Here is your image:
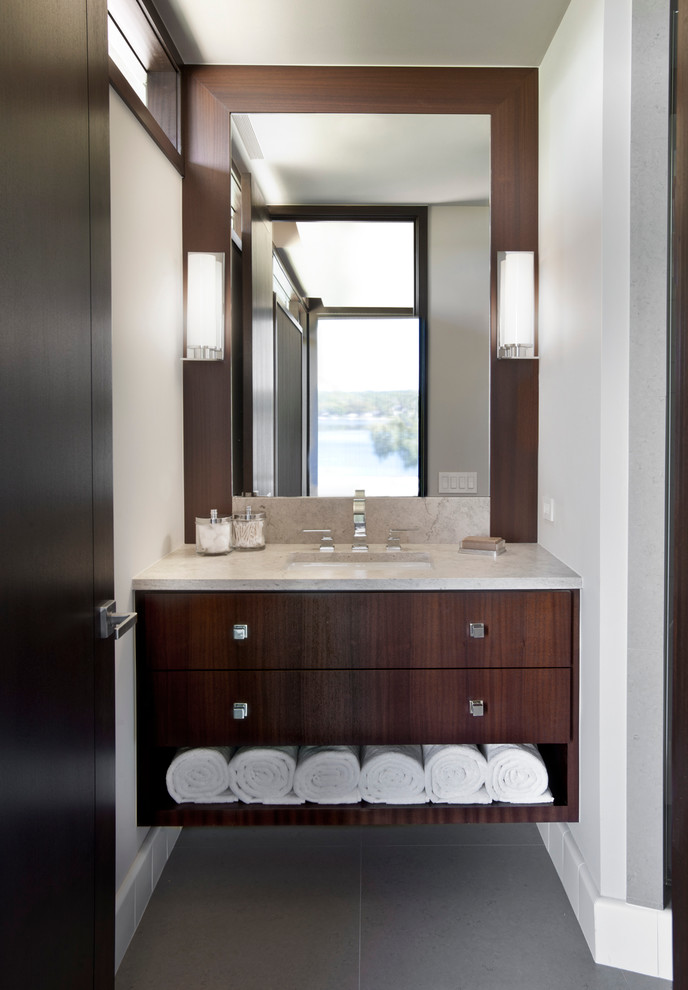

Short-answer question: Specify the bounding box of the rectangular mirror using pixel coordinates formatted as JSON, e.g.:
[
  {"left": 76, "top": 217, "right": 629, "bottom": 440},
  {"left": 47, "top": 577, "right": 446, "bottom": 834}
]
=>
[{"left": 230, "top": 112, "right": 491, "bottom": 498}]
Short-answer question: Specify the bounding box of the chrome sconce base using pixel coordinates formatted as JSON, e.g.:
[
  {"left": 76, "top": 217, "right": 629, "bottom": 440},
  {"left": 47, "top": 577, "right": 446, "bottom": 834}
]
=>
[{"left": 498, "top": 344, "right": 537, "bottom": 359}]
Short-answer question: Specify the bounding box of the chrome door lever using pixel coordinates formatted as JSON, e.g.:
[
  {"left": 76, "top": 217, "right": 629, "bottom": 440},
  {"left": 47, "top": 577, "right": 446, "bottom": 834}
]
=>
[{"left": 96, "top": 600, "right": 137, "bottom": 640}]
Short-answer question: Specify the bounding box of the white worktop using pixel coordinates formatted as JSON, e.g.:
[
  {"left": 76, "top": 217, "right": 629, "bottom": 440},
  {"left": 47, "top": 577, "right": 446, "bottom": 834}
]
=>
[{"left": 132, "top": 543, "right": 582, "bottom": 592}]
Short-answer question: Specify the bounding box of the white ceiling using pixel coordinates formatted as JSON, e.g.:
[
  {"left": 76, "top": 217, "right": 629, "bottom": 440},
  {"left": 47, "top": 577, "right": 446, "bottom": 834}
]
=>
[{"left": 153, "top": 0, "right": 571, "bottom": 68}]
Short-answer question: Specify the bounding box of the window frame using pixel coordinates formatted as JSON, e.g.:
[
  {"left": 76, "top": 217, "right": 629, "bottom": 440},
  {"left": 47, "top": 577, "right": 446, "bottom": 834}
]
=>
[
  {"left": 308, "top": 309, "right": 422, "bottom": 497},
  {"left": 269, "top": 204, "right": 428, "bottom": 494},
  {"left": 107, "top": 0, "right": 184, "bottom": 174}
]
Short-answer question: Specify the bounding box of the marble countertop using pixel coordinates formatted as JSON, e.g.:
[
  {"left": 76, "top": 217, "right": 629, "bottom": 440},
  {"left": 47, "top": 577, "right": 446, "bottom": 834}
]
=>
[{"left": 132, "top": 543, "right": 582, "bottom": 591}]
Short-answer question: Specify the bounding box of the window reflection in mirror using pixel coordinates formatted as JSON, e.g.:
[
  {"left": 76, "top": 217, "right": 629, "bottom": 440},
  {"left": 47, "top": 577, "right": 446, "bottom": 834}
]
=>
[{"left": 312, "top": 317, "right": 420, "bottom": 496}]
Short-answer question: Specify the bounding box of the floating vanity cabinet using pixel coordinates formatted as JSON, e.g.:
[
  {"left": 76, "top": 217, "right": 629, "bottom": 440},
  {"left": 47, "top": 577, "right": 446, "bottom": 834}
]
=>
[{"left": 134, "top": 582, "right": 580, "bottom": 826}]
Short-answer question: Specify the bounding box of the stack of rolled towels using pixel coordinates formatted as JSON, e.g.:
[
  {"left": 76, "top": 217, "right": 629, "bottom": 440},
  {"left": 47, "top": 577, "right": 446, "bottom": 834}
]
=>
[{"left": 165, "top": 741, "right": 553, "bottom": 805}]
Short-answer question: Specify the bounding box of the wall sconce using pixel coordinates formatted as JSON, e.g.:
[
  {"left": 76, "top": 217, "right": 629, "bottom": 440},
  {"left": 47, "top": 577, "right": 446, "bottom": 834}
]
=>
[
  {"left": 497, "top": 251, "right": 535, "bottom": 358},
  {"left": 186, "top": 252, "right": 225, "bottom": 359}
]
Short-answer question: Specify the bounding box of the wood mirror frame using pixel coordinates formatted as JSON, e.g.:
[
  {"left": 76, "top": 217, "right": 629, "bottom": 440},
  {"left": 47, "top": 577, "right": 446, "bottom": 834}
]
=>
[{"left": 181, "top": 66, "right": 538, "bottom": 544}]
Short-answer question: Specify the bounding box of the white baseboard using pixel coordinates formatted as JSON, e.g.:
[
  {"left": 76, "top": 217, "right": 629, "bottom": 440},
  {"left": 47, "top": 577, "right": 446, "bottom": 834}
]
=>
[
  {"left": 115, "top": 825, "right": 182, "bottom": 972},
  {"left": 538, "top": 823, "right": 672, "bottom": 980}
]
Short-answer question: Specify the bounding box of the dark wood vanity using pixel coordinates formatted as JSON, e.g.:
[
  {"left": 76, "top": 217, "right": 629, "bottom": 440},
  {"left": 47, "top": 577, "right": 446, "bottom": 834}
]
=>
[{"left": 134, "top": 556, "right": 579, "bottom": 826}]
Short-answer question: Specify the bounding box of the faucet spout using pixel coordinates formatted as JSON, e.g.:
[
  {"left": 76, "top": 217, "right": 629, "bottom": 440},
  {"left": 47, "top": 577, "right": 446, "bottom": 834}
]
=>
[{"left": 352, "top": 489, "right": 368, "bottom": 551}]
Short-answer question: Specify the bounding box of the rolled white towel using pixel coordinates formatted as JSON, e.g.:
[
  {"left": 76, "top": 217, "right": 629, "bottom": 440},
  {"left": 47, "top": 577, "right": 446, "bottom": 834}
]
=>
[
  {"left": 228, "top": 745, "right": 304, "bottom": 804},
  {"left": 360, "top": 744, "right": 427, "bottom": 804},
  {"left": 166, "top": 747, "right": 238, "bottom": 804},
  {"left": 423, "top": 744, "right": 491, "bottom": 804},
  {"left": 293, "top": 745, "right": 361, "bottom": 804},
  {"left": 482, "top": 743, "right": 554, "bottom": 804}
]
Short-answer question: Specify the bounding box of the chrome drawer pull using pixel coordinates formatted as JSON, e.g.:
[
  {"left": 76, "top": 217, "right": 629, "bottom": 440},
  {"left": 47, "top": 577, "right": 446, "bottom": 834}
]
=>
[
  {"left": 233, "top": 624, "right": 249, "bottom": 640},
  {"left": 469, "top": 699, "right": 485, "bottom": 717},
  {"left": 469, "top": 622, "right": 485, "bottom": 639},
  {"left": 233, "top": 702, "right": 248, "bottom": 719}
]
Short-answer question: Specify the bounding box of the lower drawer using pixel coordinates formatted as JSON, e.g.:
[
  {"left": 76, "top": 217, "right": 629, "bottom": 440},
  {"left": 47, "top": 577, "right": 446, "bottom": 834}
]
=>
[{"left": 149, "top": 668, "right": 571, "bottom": 746}]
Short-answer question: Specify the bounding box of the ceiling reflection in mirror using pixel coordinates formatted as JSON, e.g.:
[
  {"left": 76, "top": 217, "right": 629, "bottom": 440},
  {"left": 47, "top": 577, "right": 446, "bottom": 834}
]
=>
[{"left": 234, "top": 113, "right": 491, "bottom": 206}]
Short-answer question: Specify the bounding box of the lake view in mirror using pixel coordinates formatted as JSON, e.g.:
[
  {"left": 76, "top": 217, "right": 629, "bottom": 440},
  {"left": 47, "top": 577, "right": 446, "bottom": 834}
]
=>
[
  {"left": 314, "top": 316, "right": 420, "bottom": 496},
  {"left": 230, "top": 113, "right": 491, "bottom": 499}
]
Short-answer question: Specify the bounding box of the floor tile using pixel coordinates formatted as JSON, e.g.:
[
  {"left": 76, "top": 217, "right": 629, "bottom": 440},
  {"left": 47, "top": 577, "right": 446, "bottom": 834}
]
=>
[
  {"left": 360, "top": 843, "right": 630, "bottom": 990},
  {"left": 177, "top": 824, "right": 365, "bottom": 850},
  {"left": 115, "top": 830, "right": 360, "bottom": 990},
  {"left": 623, "top": 971, "right": 673, "bottom": 989},
  {"left": 116, "top": 827, "right": 673, "bottom": 990},
  {"left": 361, "top": 822, "right": 543, "bottom": 847}
]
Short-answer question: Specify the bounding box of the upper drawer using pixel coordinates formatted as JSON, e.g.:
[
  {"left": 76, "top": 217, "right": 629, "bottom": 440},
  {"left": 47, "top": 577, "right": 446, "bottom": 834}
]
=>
[{"left": 137, "top": 590, "right": 574, "bottom": 670}]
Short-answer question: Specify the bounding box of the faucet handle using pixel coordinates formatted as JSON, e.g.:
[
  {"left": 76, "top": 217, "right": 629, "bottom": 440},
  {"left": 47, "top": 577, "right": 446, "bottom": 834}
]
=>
[
  {"left": 352, "top": 490, "right": 368, "bottom": 550},
  {"left": 303, "top": 529, "right": 335, "bottom": 552},
  {"left": 385, "top": 528, "right": 416, "bottom": 551},
  {"left": 353, "top": 490, "right": 366, "bottom": 524}
]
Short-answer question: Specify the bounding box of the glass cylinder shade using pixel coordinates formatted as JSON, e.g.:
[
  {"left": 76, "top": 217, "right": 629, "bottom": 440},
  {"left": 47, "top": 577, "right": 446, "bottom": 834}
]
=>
[
  {"left": 497, "top": 251, "right": 535, "bottom": 358},
  {"left": 186, "top": 252, "right": 225, "bottom": 359}
]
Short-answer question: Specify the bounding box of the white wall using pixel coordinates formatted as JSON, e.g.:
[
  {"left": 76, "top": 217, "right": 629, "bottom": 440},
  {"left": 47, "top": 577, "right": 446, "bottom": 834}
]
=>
[
  {"left": 109, "top": 90, "right": 185, "bottom": 963},
  {"left": 538, "top": 0, "right": 671, "bottom": 976},
  {"left": 540, "top": 0, "right": 631, "bottom": 902},
  {"left": 427, "top": 205, "right": 490, "bottom": 496}
]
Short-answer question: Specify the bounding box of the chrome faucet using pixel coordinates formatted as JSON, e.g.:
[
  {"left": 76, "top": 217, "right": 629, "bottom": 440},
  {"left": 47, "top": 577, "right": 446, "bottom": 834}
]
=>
[{"left": 352, "top": 489, "right": 368, "bottom": 551}]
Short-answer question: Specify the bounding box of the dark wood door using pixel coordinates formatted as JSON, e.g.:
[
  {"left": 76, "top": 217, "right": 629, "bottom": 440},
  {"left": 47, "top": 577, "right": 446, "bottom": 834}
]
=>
[{"left": 0, "top": 0, "right": 115, "bottom": 986}]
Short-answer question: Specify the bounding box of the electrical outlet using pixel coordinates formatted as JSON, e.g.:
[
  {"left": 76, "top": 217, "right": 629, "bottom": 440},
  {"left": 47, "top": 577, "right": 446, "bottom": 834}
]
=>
[{"left": 439, "top": 472, "right": 478, "bottom": 494}]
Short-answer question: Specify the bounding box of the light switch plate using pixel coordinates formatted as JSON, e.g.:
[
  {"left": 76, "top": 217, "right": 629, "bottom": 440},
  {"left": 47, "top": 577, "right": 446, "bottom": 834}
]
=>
[
  {"left": 439, "top": 471, "right": 477, "bottom": 494},
  {"left": 542, "top": 496, "right": 555, "bottom": 522}
]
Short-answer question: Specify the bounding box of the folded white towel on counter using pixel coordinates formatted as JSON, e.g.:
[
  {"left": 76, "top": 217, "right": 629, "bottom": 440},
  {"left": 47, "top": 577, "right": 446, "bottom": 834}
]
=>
[
  {"left": 166, "top": 747, "right": 238, "bottom": 804},
  {"left": 359, "top": 744, "right": 427, "bottom": 804},
  {"left": 481, "top": 743, "right": 554, "bottom": 804},
  {"left": 228, "top": 745, "right": 304, "bottom": 804},
  {"left": 293, "top": 745, "right": 361, "bottom": 804},
  {"left": 422, "top": 744, "right": 491, "bottom": 804}
]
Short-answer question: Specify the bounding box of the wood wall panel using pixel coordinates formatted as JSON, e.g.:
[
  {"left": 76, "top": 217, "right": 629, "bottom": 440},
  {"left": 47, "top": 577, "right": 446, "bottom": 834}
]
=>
[
  {"left": 183, "top": 360, "right": 233, "bottom": 537},
  {"left": 182, "top": 65, "right": 539, "bottom": 541},
  {"left": 182, "top": 70, "right": 234, "bottom": 540},
  {"left": 490, "top": 358, "right": 539, "bottom": 542},
  {"left": 189, "top": 65, "right": 536, "bottom": 114}
]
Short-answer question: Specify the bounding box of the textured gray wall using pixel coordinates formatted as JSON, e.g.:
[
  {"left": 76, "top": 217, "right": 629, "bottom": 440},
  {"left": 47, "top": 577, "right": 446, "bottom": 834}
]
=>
[{"left": 626, "top": 0, "right": 671, "bottom": 909}]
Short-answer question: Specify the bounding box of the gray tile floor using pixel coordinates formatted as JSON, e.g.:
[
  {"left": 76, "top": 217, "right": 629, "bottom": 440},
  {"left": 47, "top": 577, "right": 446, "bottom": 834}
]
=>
[{"left": 116, "top": 824, "right": 672, "bottom": 990}]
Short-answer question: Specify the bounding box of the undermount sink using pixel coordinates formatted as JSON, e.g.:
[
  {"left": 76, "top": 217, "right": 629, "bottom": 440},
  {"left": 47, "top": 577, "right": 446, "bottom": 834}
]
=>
[{"left": 286, "top": 550, "right": 433, "bottom": 571}]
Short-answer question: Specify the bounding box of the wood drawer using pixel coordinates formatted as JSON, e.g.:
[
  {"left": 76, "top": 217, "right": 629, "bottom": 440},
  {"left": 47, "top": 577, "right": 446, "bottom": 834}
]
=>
[
  {"left": 138, "top": 590, "right": 573, "bottom": 670},
  {"left": 149, "top": 668, "right": 571, "bottom": 746}
]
